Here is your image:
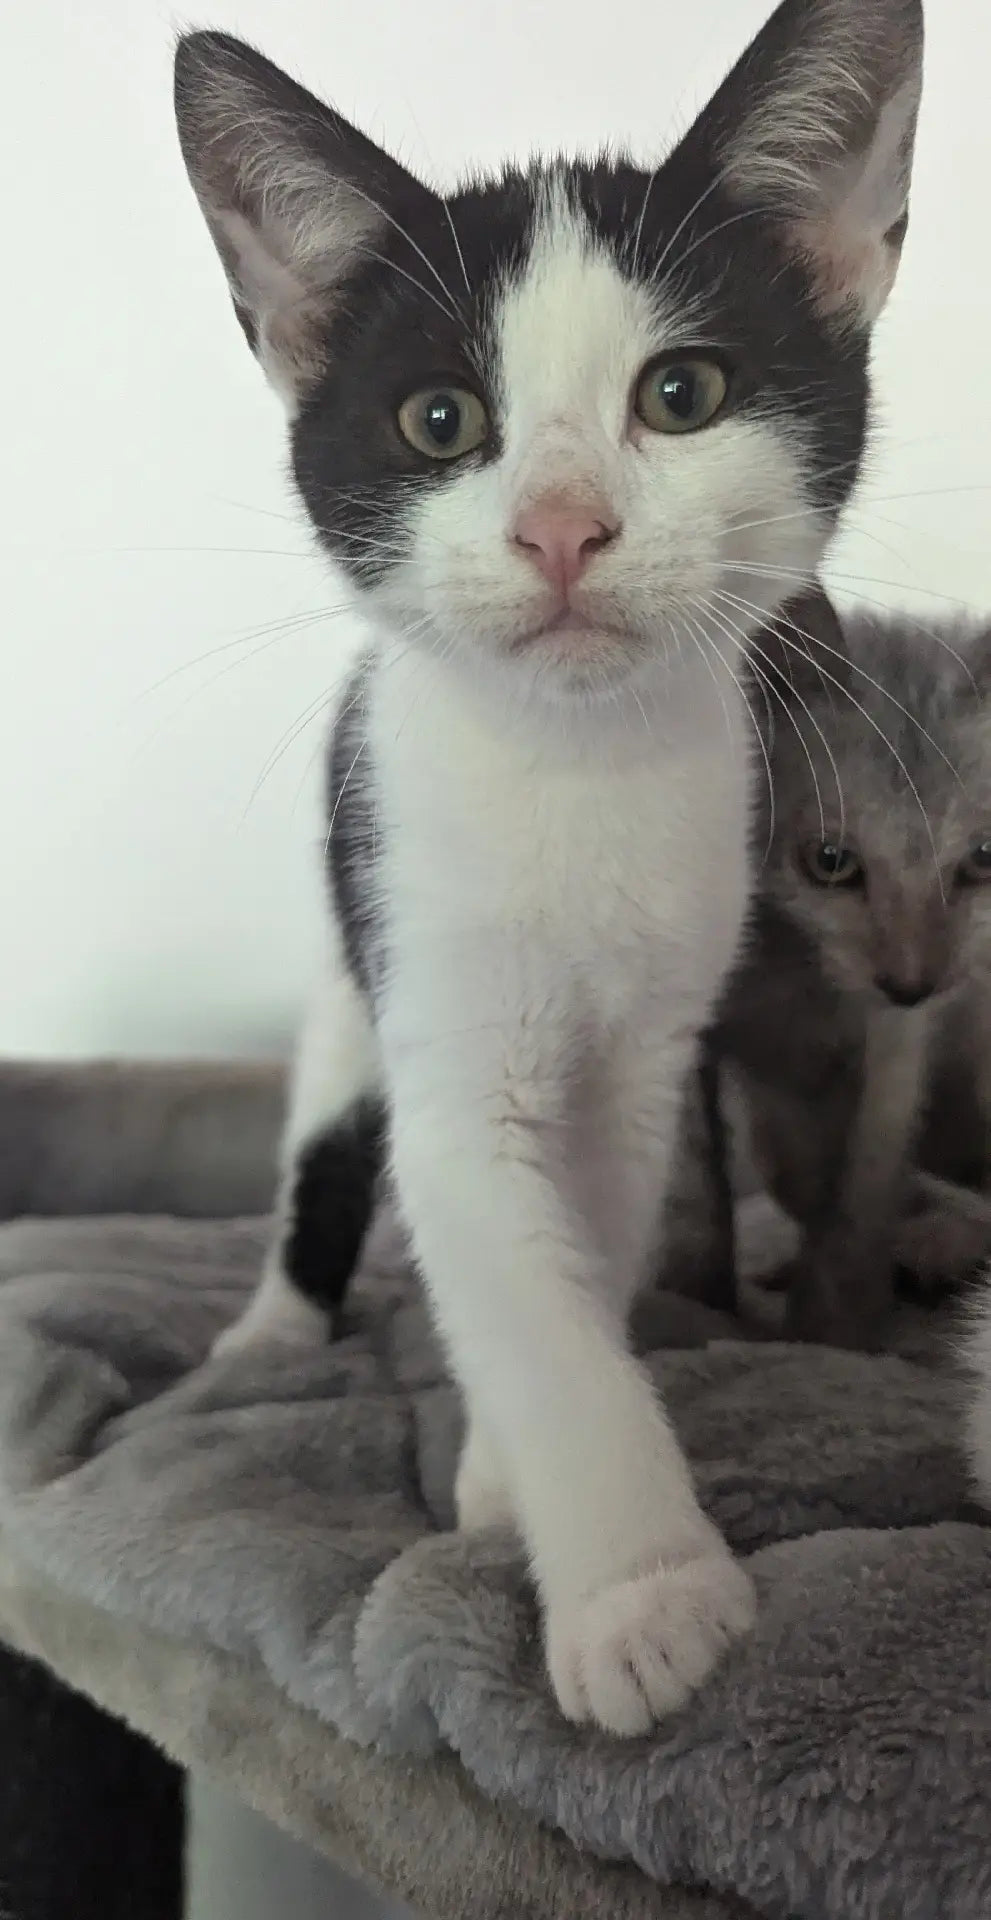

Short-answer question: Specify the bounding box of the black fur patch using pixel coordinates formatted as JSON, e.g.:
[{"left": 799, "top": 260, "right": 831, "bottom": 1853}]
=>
[
  {"left": 283, "top": 1101, "right": 386, "bottom": 1323},
  {"left": 325, "top": 657, "right": 380, "bottom": 1002}
]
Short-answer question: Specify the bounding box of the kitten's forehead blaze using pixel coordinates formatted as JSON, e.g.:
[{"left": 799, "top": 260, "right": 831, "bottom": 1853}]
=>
[{"left": 492, "top": 184, "right": 661, "bottom": 492}]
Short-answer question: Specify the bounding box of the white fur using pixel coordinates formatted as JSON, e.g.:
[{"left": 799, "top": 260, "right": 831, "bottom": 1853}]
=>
[{"left": 224, "top": 189, "right": 836, "bottom": 1731}]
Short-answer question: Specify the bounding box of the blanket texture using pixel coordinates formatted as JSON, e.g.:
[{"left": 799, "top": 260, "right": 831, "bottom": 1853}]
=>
[{"left": 0, "top": 1182, "right": 988, "bottom": 1920}]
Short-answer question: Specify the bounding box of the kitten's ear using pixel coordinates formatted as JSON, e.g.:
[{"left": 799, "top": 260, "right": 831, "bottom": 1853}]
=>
[
  {"left": 754, "top": 586, "right": 849, "bottom": 708},
  {"left": 689, "top": 0, "right": 923, "bottom": 326},
  {"left": 174, "top": 33, "right": 429, "bottom": 404}
]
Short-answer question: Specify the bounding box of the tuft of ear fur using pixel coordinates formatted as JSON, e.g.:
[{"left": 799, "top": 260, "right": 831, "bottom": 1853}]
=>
[
  {"left": 174, "top": 32, "right": 427, "bottom": 404},
  {"left": 690, "top": 0, "right": 923, "bottom": 326}
]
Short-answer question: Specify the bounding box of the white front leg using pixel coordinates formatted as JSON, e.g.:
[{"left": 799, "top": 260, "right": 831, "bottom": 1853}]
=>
[{"left": 382, "top": 950, "right": 754, "bottom": 1736}]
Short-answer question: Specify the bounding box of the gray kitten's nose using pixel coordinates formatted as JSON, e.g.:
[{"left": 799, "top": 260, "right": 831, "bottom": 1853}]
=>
[{"left": 874, "top": 975, "right": 935, "bottom": 1008}]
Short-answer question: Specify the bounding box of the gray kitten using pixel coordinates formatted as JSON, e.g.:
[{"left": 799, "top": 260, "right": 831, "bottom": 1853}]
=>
[{"left": 665, "top": 601, "right": 991, "bottom": 1348}]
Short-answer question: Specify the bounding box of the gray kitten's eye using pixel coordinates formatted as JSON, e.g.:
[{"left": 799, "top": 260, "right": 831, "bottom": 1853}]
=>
[
  {"left": 397, "top": 386, "right": 489, "bottom": 460},
  {"left": 959, "top": 841, "right": 991, "bottom": 884},
  {"left": 634, "top": 356, "right": 729, "bottom": 434},
  {"left": 801, "top": 840, "right": 864, "bottom": 888}
]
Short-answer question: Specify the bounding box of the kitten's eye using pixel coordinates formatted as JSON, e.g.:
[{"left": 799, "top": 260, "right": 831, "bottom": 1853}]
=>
[
  {"left": 801, "top": 840, "right": 864, "bottom": 888},
  {"left": 958, "top": 841, "right": 991, "bottom": 884},
  {"left": 634, "top": 356, "right": 729, "bottom": 435},
  {"left": 397, "top": 386, "right": 489, "bottom": 461}
]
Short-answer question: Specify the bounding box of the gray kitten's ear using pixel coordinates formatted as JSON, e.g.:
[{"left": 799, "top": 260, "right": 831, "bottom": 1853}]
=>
[
  {"left": 754, "top": 586, "right": 849, "bottom": 708},
  {"left": 174, "top": 33, "right": 430, "bottom": 404},
  {"left": 689, "top": 0, "right": 923, "bottom": 326}
]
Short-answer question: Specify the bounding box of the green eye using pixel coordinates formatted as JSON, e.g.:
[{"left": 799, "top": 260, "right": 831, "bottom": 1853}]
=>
[
  {"left": 397, "top": 386, "right": 489, "bottom": 460},
  {"left": 959, "top": 841, "right": 991, "bottom": 884},
  {"left": 801, "top": 840, "right": 864, "bottom": 888},
  {"left": 634, "top": 355, "right": 729, "bottom": 435}
]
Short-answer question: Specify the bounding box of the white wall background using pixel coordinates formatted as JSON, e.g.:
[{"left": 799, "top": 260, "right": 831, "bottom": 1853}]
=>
[{"left": 3, "top": 0, "right": 990, "bottom": 1059}]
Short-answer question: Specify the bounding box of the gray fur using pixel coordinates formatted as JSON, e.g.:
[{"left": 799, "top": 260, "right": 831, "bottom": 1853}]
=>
[
  {"left": 0, "top": 1058, "right": 284, "bottom": 1219},
  {"left": 0, "top": 1561, "right": 752, "bottom": 1920},
  {"left": 0, "top": 1177, "right": 989, "bottom": 1918},
  {"left": 666, "top": 609, "right": 991, "bottom": 1346}
]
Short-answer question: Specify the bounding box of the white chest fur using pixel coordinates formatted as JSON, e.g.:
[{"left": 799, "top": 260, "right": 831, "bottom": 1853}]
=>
[{"left": 369, "top": 650, "right": 753, "bottom": 1037}]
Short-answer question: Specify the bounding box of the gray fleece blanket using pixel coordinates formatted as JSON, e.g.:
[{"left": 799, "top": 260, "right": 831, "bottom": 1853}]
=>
[{"left": 0, "top": 1175, "right": 988, "bottom": 1920}]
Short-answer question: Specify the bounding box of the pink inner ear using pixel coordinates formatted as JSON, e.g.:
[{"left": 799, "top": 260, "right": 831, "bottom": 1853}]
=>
[{"left": 787, "top": 212, "right": 902, "bottom": 326}]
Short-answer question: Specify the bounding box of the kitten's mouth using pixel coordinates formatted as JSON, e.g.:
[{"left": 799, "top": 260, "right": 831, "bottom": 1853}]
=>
[{"left": 513, "top": 607, "right": 634, "bottom": 653}]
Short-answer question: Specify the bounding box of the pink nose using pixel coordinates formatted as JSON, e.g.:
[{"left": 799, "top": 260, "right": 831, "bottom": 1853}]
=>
[{"left": 512, "top": 498, "right": 620, "bottom": 592}]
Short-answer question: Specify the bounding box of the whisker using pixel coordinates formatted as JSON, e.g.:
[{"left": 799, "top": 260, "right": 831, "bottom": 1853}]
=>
[
  {"left": 677, "top": 602, "right": 740, "bottom": 756},
  {"left": 441, "top": 196, "right": 472, "bottom": 298},
  {"left": 241, "top": 684, "right": 340, "bottom": 821},
  {"left": 214, "top": 496, "right": 303, "bottom": 528},
  {"left": 140, "top": 604, "right": 354, "bottom": 696},
  {"left": 733, "top": 554, "right": 960, "bottom": 602},
  {"left": 723, "top": 561, "right": 979, "bottom": 686},
  {"left": 728, "top": 478, "right": 991, "bottom": 544},
  {"left": 698, "top": 594, "right": 844, "bottom": 842},
  {"left": 716, "top": 593, "right": 946, "bottom": 897},
  {"left": 357, "top": 245, "right": 465, "bottom": 330},
  {"left": 642, "top": 173, "right": 723, "bottom": 285},
  {"left": 857, "top": 481, "right": 991, "bottom": 508},
  {"left": 732, "top": 652, "right": 782, "bottom": 864},
  {"left": 290, "top": 685, "right": 362, "bottom": 824},
  {"left": 323, "top": 737, "right": 368, "bottom": 861},
  {"left": 680, "top": 598, "right": 777, "bottom": 857},
  {"left": 725, "top": 462, "right": 864, "bottom": 536},
  {"left": 130, "top": 611, "right": 353, "bottom": 775},
  {"left": 38, "top": 542, "right": 316, "bottom": 562},
  {"left": 655, "top": 204, "right": 767, "bottom": 293},
  {"left": 715, "top": 585, "right": 966, "bottom": 789},
  {"left": 323, "top": 525, "right": 412, "bottom": 557},
  {"left": 630, "top": 686, "right": 654, "bottom": 740},
  {"left": 340, "top": 178, "right": 466, "bottom": 324},
  {"left": 245, "top": 620, "right": 439, "bottom": 822},
  {"left": 631, "top": 163, "right": 663, "bottom": 277}
]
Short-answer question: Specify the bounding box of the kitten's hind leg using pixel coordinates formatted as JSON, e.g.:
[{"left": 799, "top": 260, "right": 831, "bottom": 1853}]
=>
[{"left": 214, "top": 969, "right": 384, "bottom": 1356}]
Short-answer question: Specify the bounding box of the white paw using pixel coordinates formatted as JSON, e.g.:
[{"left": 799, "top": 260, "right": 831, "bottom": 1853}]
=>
[
  {"left": 211, "top": 1283, "right": 328, "bottom": 1359},
  {"left": 546, "top": 1548, "right": 755, "bottom": 1736},
  {"left": 455, "top": 1425, "right": 518, "bottom": 1532}
]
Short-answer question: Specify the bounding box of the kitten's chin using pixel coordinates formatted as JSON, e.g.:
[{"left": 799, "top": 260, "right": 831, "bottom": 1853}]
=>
[{"left": 507, "top": 615, "right": 653, "bottom": 693}]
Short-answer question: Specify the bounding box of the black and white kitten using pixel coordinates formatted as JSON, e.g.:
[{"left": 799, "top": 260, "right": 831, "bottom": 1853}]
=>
[{"left": 175, "top": 0, "right": 922, "bottom": 1735}]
